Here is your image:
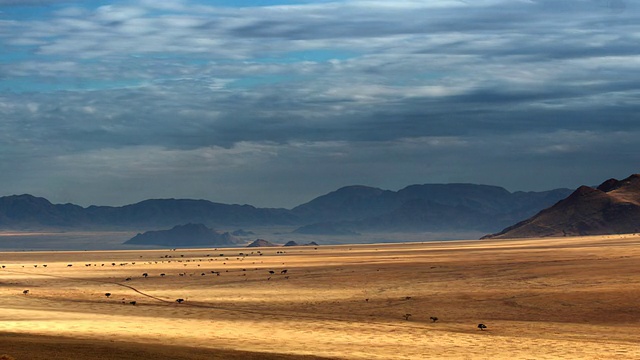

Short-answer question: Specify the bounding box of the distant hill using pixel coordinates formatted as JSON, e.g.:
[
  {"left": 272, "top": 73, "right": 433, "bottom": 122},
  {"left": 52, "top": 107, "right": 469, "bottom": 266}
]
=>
[
  {"left": 284, "top": 240, "right": 320, "bottom": 247},
  {"left": 87, "top": 199, "right": 297, "bottom": 228},
  {"left": 0, "top": 195, "right": 297, "bottom": 230},
  {"left": 291, "top": 186, "right": 398, "bottom": 222},
  {"left": 292, "top": 184, "right": 573, "bottom": 234},
  {"left": 124, "top": 223, "right": 241, "bottom": 247},
  {"left": 247, "top": 239, "right": 278, "bottom": 247},
  {"left": 0, "top": 194, "right": 90, "bottom": 228},
  {"left": 483, "top": 174, "right": 640, "bottom": 239},
  {"left": 0, "top": 183, "right": 572, "bottom": 236}
]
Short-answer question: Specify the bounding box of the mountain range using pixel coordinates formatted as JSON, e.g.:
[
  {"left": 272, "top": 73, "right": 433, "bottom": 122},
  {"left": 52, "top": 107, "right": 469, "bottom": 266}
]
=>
[
  {"left": 483, "top": 174, "right": 640, "bottom": 239},
  {"left": 0, "top": 183, "right": 573, "bottom": 235},
  {"left": 290, "top": 184, "right": 572, "bottom": 233}
]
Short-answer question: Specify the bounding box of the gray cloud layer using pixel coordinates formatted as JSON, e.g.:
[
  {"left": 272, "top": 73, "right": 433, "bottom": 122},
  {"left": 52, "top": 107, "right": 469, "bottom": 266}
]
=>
[{"left": 0, "top": 0, "right": 638, "bottom": 207}]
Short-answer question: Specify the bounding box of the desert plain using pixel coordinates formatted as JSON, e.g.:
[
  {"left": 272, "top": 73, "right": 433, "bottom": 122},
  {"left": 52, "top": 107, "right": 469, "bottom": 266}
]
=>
[{"left": 0, "top": 234, "right": 639, "bottom": 359}]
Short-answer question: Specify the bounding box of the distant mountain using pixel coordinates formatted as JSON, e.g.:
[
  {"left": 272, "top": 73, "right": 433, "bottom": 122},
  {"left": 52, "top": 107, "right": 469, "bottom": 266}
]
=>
[
  {"left": 86, "top": 199, "right": 297, "bottom": 228},
  {"left": 291, "top": 185, "right": 398, "bottom": 222},
  {"left": 292, "top": 184, "right": 573, "bottom": 234},
  {"left": 0, "top": 195, "right": 297, "bottom": 230},
  {"left": 0, "top": 182, "right": 573, "bottom": 236},
  {"left": 283, "top": 241, "right": 320, "bottom": 247},
  {"left": 0, "top": 194, "right": 89, "bottom": 228},
  {"left": 483, "top": 174, "right": 640, "bottom": 239},
  {"left": 247, "top": 239, "right": 278, "bottom": 247},
  {"left": 124, "top": 223, "right": 241, "bottom": 247}
]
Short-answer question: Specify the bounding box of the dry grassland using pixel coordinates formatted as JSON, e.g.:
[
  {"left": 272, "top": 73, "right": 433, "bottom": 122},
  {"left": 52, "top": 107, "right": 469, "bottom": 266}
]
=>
[{"left": 1, "top": 234, "right": 639, "bottom": 359}]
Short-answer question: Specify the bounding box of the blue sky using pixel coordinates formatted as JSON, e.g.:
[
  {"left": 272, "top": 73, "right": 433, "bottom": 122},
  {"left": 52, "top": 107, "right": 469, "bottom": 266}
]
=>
[{"left": 0, "top": 0, "right": 638, "bottom": 208}]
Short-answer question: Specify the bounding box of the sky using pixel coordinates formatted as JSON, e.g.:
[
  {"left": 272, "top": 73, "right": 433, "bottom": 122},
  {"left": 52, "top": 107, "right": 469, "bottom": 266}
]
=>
[{"left": 0, "top": 0, "right": 638, "bottom": 208}]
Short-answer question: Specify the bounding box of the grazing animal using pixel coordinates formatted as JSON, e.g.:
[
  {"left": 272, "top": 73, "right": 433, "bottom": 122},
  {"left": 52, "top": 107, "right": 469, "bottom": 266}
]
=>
[
  {"left": 42, "top": 265, "right": 47, "bottom": 267},
  {"left": 403, "top": 314, "right": 412, "bottom": 321},
  {"left": 67, "top": 264, "right": 73, "bottom": 267},
  {"left": 268, "top": 270, "right": 275, "bottom": 275},
  {"left": 129, "top": 301, "right": 137, "bottom": 305},
  {"left": 160, "top": 273, "right": 166, "bottom": 277},
  {"left": 142, "top": 273, "right": 148, "bottom": 278},
  {"left": 430, "top": 317, "right": 438, "bottom": 323},
  {"left": 176, "top": 298, "right": 184, "bottom": 304},
  {"left": 105, "top": 293, "right": 111, "bottom": 298},
  {"left": 22, "top": 290, "right": 29, "bottom": 295},
  {"left": 125, "top": 277, "right": 132, "bottom": 281},
  {"left": 478, "top": 323, "right": 487, "bottom": 331},
  {"left": 281, "top": 269, "right": 288, "bottom": 274}
]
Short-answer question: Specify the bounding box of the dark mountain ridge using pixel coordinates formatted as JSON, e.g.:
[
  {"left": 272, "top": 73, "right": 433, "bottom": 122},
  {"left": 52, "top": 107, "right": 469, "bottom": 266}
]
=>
[
  {"left": 292, "top": 183, "right": 573, "bottom": 233},
  {"left": 483, "top": 174, "right": 640, "bottom": 239},
  {"left": 0, "top": 195, "right": 296, "bottom": 230},
  {"left": 291, "top": 185, "right": 398, "bottom": 222},
  {"left": 0, "top": 182, "right": 573, "bottom": 235},
  {"left": 0, "top": 194, "right": 90, "bottom": 228}
]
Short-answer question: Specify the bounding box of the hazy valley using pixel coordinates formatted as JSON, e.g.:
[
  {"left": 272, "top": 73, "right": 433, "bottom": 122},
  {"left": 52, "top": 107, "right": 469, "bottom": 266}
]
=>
[{"left": 0, "top": 182, "right": 573, "bottom": 250}]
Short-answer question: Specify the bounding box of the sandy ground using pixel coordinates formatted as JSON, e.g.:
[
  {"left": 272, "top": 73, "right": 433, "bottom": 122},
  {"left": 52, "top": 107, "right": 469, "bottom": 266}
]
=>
[{"left": 1, "top": 234, "right": 639, "bottom": 359}]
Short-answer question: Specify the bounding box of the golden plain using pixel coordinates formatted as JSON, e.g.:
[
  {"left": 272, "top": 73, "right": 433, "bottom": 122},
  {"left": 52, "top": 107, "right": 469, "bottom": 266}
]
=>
[{"left": 1, "top": 234, "right": 639, "bottom": 359}]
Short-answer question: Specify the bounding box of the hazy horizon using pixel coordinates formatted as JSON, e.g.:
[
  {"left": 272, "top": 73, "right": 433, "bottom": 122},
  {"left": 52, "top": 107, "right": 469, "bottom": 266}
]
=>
[
  {"left": 1, "top": 178, "right": 584, "bottom": 209},
  {"left": 1, "top": 0, "right": 638, "bottom": 208}
]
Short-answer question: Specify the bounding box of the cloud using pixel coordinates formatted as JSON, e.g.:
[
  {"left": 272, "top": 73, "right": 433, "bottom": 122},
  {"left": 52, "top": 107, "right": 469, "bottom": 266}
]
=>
[
  {"left": 0, "top": 0, "right": 80, "bottom": 4},
  {"left": 0, "top": 0, "right": 638, "bottom": 206},
  {"left": 2, "top": 128, "right": 637, "bottom": 207}
]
